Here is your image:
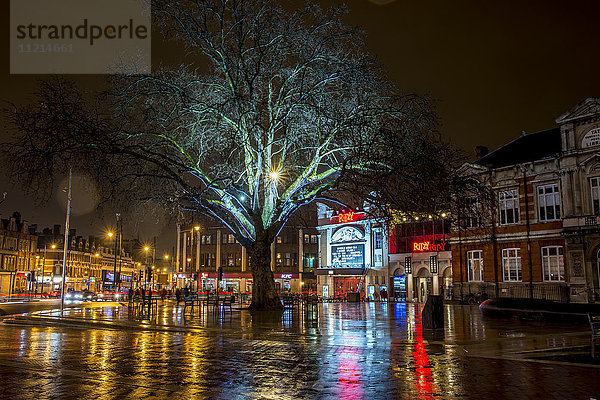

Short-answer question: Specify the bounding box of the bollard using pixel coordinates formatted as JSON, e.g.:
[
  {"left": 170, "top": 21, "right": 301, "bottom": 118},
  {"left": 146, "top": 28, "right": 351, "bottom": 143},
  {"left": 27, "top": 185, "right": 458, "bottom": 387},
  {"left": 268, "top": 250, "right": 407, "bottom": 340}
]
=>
[{"left": 422, "top": 295, "right": 444, "bottom": 330}]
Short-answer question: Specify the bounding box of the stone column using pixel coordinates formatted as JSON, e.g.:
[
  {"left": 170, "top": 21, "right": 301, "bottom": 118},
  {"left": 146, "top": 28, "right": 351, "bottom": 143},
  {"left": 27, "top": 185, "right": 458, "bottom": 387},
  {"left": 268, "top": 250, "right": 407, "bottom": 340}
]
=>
[
  {"left": 182, "top": 231, "right": 187, "bottom": 272},
  {"left": 241, "top": 246, "right": 247, "bottom": 272},
  {"left": 298, "top": 228, "right": 304, "bottom": 272},
  {"left": 216, "top": 230, "right": 222, "bottom": 270},
  {"left": 195, "top": 232, "right": 200, "bottom": 272},
  {"left": 432, "top": 274, "right": 439, "bottom": 295},
  {"left": 407, "top": 273, "right": 414, "bottom": 301}
]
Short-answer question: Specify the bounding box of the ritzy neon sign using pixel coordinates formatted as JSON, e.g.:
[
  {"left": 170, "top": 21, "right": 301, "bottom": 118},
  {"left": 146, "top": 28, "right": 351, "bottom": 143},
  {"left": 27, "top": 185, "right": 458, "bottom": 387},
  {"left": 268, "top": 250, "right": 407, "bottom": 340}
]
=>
[
  {"left": 332, "top": 211, "right": 364, "bottom": 224},
  {"left": 413, "top": 241, "right": 447, "bottom": 252}
]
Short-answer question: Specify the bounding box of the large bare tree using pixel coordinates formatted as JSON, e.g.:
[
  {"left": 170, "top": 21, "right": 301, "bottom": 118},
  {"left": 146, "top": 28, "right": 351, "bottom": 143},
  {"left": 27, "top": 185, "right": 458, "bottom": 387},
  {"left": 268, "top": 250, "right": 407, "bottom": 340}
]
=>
[{"left": 4, "top": 0, "right": 448, "bottom": 310}]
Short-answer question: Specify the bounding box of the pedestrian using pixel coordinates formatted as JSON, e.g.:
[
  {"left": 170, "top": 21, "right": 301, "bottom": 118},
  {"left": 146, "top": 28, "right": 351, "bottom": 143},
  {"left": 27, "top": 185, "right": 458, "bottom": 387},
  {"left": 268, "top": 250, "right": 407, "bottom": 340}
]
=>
[
  {"left": 175, "top": 288, "right": 181, "bottom": 304},
  {"left": 380, "top": 288, "right": 388, "bottom": 302},
  {"left": 183, "top": 286, "right": 190, "bottom": 298},
  {"left": 128, "top": 288, "right": 133, "bottom": 302}
]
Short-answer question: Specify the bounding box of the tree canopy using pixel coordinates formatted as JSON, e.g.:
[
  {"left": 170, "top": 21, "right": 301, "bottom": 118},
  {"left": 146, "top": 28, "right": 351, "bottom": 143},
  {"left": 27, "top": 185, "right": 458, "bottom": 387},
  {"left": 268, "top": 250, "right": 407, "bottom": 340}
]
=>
[{"left": 3, "top": 0, "right": 457, "bottom": 309}]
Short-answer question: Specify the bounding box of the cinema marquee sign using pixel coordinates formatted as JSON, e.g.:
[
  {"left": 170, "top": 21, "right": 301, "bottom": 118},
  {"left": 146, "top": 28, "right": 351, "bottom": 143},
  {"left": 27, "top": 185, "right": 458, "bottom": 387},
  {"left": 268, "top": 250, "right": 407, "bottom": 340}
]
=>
[
  {"left": 331, "top": 211, "right": 365, "bottom": 224},
  {"left": 412, "top": 241, "right": 447, "bottom": 252}
]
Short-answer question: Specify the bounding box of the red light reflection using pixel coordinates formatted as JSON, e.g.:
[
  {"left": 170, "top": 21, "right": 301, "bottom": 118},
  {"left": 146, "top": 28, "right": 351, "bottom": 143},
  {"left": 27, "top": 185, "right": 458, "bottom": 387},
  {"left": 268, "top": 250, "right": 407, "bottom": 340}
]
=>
[
  {"left": 413, "top": 315, "right": 436, "bottom": 399},
  {"left": 337, "top": 346, "right": 364, "bottom": 400}
]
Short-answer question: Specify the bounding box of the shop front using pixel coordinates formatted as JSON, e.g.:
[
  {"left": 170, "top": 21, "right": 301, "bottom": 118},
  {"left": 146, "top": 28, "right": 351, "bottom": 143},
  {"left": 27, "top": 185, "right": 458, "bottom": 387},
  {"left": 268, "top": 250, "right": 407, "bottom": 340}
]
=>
[{"left": 195, "top": 272, "right": 300, "bottom": 294}]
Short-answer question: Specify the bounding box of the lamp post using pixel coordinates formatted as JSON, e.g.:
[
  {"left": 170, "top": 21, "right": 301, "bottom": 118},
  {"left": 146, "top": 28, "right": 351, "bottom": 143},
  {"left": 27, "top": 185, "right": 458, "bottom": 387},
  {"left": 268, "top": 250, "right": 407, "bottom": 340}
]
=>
[{"left": 144, "top": 246, "right": 150, "bottom": 290}]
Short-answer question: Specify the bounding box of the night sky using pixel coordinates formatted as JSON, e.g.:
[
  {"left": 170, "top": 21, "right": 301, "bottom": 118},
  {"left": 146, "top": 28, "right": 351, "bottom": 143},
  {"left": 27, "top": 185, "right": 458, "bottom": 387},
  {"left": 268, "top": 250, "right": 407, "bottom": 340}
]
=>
[{"left": 1, "top": 0, "right": 599, "bottom": 250}]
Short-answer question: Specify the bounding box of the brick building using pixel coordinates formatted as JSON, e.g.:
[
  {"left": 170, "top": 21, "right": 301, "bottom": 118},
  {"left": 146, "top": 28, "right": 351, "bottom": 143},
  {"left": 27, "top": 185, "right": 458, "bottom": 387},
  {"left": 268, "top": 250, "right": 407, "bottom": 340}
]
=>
[
  {"left": 450, "top": 98, "right": 600, "bottom": 304},
  {"left": 175, "top": 209, "right": 319, "bottom": 294},
  {"left": 0, "top": 212, "right": 38, "bottom": 295}
]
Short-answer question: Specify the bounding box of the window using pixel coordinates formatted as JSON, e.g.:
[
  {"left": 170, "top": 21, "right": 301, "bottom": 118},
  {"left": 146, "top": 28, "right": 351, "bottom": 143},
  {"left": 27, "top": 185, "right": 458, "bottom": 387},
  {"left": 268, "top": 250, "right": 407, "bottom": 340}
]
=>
[
  {"left": 310, "top": 235, "right": 318, "bottom": 244},
  {"left": 277, "top": 236, "right": 282, "bottom": 244},
  {"left": 467, "top": 250, "right": 483, "bottom": 282},
  {"left": 538, "top": 184, "right": 560, "bottom": 221},
  {"left": 499, "top": 189, "right": 519, "bottom": 225},
  {"left": 592, "top": 177, "right": 600, "bottom": 215},
  {"left": 542, "top": 246, "right": 564, "bottom": 281},
  {"left": 502, "top": 248, "right": 521, "bottom": 282},
  {"left": 304, "top": 234, "right": 310, "bottom": 244},
  {"left": 374, "top": 231, "right": 382, "bottom": 249},
  {"left": 463, "top": 198, "right": 481, "bottom": 228},
  {"left": 303, "top": 253, "right": 317, "bottom": 269}
]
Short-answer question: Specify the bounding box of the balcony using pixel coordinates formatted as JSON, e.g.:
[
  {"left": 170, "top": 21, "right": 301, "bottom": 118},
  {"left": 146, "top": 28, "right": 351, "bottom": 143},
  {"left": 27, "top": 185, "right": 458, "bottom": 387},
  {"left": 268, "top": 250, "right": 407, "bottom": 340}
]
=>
[{"left": 563, "top": 214, "right": 600, "bottom": 230}]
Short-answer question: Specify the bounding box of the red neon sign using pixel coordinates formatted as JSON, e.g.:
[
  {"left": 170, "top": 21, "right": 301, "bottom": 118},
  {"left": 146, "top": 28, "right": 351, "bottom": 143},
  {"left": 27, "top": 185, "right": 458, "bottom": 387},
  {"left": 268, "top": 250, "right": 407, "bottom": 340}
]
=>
[
  {"left": 332, "top": 211, "right": 364, "bottom": 224},
  {"left": 412, "top": 241, "right": 446, "bottom": 252}
]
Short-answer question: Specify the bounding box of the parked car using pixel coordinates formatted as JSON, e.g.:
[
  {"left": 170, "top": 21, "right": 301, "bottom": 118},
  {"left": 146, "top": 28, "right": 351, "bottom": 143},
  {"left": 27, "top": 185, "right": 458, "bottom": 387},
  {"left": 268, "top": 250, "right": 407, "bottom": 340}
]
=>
[
  {"left": 81, "top": 290, "right": 96, "bottom": 301},
  {"left": 64, "top": 291, "right": 83, "bottom": 301},
  {"left": 95, "top": 291, "right": 124, "bottom": 301}
]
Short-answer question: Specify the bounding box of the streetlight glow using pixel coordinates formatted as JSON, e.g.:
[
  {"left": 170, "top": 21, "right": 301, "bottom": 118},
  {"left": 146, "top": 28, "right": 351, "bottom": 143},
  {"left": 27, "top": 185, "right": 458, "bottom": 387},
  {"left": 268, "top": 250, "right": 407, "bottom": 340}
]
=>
[
  {"left": 107, "top": 232, "right": 114, "bottom": 238},
  {"left": 144, "top": 246, "right": 149, "bottom": 251},
  {"left": 164, "top": 254, "right": 169, "bottom": 259},
  {"left": 194, "top": 226, "right": 200, "bottom": 231},
  {"left": 269, "top": 170, "right": 280, "bottom": 181}
]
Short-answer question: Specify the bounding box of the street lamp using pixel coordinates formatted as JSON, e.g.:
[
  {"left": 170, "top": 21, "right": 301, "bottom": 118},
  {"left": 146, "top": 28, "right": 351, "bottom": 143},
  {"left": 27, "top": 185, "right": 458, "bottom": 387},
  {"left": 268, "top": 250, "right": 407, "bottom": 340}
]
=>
[{"left": 143, "top": 246, "right": 150, "bottom": 289}]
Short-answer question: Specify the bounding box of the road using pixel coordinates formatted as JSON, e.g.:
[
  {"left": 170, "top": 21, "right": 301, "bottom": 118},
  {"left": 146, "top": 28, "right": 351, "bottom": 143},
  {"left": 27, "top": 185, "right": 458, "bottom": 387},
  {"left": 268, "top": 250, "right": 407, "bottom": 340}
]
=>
[{"left": 0, "top": 302, "right": 598, "bottom": 399}]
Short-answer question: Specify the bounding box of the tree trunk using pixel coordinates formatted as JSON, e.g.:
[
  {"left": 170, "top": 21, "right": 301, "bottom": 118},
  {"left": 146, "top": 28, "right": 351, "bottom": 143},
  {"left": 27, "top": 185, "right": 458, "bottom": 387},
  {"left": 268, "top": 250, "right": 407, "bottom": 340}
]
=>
[{"left": 247, "top": 236, "right": 283, "bottom": 311}]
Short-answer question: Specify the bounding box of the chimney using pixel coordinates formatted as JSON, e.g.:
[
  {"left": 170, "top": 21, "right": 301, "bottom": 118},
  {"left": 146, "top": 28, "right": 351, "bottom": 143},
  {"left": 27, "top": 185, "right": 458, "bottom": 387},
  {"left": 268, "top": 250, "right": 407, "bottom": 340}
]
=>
[
  {"left": 53, "top": 224, "right": 61, "bottom": 235},
  {"left": 475, "top": 145, "right": 489, "bottom": 159}
]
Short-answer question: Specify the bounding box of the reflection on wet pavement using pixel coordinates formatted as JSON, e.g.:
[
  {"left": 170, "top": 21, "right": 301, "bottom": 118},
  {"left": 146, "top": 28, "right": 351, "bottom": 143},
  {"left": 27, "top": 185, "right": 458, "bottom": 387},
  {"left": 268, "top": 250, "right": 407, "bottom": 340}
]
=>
[{"left": 0, "top": 302, "right": 598, "bottom": 399}]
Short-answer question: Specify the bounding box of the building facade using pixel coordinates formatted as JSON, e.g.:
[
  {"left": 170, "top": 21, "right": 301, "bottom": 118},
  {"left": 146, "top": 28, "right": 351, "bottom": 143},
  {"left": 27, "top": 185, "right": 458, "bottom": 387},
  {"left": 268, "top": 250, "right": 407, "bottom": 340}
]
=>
[
  {"left": 315, "top": 204, "right": 389, "bottom": 300},
  {"left": 451, "top": 98, "right": 600, "bottom": 304},
  {"left": 37, "top": 226, "right": 137, "bottom": 293},
  {"left": 388, "top": 218, "right": 452, "bottom": 303},
  {"left": 0, "top": 212, "right": 38, "bottom": 296},
  {"left": 174, "top": 214, "right": 319, "bottom": 294}
]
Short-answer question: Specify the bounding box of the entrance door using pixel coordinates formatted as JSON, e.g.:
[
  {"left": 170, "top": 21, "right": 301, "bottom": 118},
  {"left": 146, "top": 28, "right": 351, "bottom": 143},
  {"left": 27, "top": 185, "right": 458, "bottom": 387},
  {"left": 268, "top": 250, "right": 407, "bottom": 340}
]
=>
[{"left": 333, "top": 277, "right": 361, "bottom": 298}]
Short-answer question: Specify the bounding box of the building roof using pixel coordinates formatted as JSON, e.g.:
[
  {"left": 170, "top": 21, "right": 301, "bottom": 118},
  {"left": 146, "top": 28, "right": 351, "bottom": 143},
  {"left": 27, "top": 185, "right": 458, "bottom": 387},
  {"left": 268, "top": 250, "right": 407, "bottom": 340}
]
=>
[
  {"left": 475, "top": 128, "right": 561, "bottom": 169},
  {"left": 556, "top": 97, "right": 600, "bottom": 124}
]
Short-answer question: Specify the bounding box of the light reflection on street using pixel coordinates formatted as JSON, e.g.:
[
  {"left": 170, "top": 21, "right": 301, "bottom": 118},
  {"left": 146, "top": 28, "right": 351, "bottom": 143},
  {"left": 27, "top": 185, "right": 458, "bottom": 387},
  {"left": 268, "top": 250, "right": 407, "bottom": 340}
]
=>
[{"left": 0, "top": 302, "right": 596, "bottom": 399}]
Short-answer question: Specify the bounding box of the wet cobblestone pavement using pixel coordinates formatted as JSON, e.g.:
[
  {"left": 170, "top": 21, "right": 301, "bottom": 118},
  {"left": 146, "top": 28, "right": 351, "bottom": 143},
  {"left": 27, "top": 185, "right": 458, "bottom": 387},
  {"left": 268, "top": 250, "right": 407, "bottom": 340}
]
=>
[{"left": 0, "top": 302, "right": 599, "bottom": 399}]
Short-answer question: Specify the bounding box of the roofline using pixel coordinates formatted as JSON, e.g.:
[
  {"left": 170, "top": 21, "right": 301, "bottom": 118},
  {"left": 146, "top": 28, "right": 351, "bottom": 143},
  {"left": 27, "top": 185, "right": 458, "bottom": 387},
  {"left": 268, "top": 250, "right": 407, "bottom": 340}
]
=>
[{"left": 475, "top": 127, "right": 560, "bottom": 166}]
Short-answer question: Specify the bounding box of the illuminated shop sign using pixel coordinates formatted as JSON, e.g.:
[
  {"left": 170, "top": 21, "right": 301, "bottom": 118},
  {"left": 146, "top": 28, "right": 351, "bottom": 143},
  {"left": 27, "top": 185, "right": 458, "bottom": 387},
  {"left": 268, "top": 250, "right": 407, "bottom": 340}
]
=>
[
  {"left": 331, "top": 211, "right": 365, "bottom": 224},
  {"left": 331, "top": 244, "right": 365, "bottom": 268},
  {"left": 412, "top": 241, "right": 447, "bottom": 252},
  {"left": 200, "top": 273, "right": 209, "bottom": 279},
  {"left": 280, "top": 274, "right": 293, "bottom": 279}
]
